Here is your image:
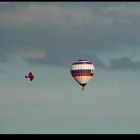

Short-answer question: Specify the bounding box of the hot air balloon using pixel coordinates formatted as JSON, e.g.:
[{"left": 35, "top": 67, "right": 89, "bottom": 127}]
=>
[{"left": 70, "top": 60, "right": 96, "bottom": 91}]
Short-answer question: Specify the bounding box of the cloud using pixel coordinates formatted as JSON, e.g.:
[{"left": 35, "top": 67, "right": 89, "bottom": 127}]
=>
[
  {"left": 109, "top": 57, "right": 140, "bottom": 71},
  {"left": 0, "top": 3, "right": 140, "bottom": 70},
  {"left": 15, "top": 48, "right": 47, "bottom": 62},
  {"left": 0, "top": 3, "right": 93, "bottom": 30},
  {"left": 0, "top": 2, "right": 11, "bottom": 5}
]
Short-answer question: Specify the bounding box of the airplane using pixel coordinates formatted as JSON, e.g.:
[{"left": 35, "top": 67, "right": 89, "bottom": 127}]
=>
[{"left": 25, "top": 72, "right": 35, "bottom": 81}]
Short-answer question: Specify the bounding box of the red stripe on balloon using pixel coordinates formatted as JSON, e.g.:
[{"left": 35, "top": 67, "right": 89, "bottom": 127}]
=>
[
  {"left": 72, "top": 62, "right": 92, "bottom": 65},
  {"left": 71, "top": 73, "right": 94, "bottom": 77}
]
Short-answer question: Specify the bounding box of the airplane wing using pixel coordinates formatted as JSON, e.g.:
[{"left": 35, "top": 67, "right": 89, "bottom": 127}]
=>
[{"left": 28, "top": 72, "right": 33, "bottom": 76}]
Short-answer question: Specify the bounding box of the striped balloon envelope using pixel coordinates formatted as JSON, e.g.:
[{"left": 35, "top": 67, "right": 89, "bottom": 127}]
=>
[{"left": 70, "top": 60, "right": 96, "bottom": 90}]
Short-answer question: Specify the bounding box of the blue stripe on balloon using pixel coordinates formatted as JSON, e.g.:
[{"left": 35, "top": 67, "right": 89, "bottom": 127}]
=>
[{"left": 71, "top": 69, "right": 93, "bottom": 74}]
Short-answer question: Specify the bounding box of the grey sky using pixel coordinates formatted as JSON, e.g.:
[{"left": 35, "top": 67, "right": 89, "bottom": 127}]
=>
[{"left": 1, "top": 2, "right": 140, "bottom": 134}]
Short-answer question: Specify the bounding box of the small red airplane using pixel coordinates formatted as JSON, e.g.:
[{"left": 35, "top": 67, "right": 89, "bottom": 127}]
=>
[{"left": 25, "top": 72, "right": 35, "bottom": 81}]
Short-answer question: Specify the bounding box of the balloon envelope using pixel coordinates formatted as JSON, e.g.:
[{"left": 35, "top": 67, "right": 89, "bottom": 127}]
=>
[{"left": 70, "top": 60, "right": 95, "bottom": 90}]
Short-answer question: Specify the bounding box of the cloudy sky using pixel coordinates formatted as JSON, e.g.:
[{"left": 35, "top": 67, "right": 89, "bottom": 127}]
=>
[{"left": 0, "top": 2, "right": 140, "bottom": 134}]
